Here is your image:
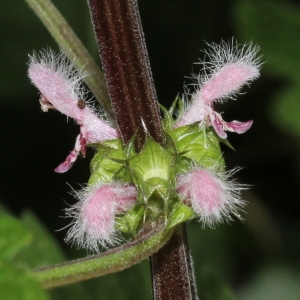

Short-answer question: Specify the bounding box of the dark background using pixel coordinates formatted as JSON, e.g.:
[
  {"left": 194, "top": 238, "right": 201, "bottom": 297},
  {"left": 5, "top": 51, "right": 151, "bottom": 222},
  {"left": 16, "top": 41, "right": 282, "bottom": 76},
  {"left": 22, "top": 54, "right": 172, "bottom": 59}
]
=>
[{"left": 1, "top": 0, "right": 300, "bottom": 299}]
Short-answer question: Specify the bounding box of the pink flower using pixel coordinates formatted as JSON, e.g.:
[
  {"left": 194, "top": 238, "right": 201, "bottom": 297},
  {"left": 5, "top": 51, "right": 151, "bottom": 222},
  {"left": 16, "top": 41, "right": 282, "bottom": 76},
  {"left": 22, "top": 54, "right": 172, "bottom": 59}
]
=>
[
  {"left": 175, "top": 41, "right": 261, "bottom": 138},
  {"left": 176, "top": 167, "right": 245, "bottom": 227},
  {"left": 28, "top": 49, "right": 119, "bottom": 172},
  {"left": 65, "top": 183, "right": 137, "bottom": 252}
]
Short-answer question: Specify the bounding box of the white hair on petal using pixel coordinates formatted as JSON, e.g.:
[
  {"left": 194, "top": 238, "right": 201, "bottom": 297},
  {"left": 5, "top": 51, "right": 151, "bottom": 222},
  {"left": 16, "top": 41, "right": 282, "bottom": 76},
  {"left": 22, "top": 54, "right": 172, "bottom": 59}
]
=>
[
  {"left": 28, "top": 48, "right": 111, "bottom": 122},
  {"left": 194, "top": 39, "right": 262, "bottom": 102},
  {"left": 28, "top": 48, "right": 89, "bottom": 100},
  {"left": 177, "top": 166, "right": 247, "bottom": 228},
  {"left": 64, "top": 184, "right": 122, "bottom": 253}
]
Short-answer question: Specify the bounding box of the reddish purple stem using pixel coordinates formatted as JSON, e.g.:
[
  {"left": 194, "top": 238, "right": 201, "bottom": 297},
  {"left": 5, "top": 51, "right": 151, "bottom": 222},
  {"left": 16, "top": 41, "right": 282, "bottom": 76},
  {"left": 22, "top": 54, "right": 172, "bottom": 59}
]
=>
[
  {"left": 151, "top": 225, "right": 198, "bottom": 300},
  {"left": 87, "top": 0, "right": 197, "bottom": 299},
  {"left": 87, "top": 0, "right": 164, "bottom": 150}
]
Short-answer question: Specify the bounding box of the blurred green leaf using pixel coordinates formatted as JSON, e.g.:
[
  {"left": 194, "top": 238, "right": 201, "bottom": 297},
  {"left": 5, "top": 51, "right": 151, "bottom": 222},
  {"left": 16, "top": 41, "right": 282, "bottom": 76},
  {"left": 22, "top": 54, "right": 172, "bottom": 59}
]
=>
[
  {"left": 19, "top": 211, "right": 65, "bottom": 268},
  {"left": 186, "top": 220, "right": 253, "bottom": 299},
  {"left": 0, "top": 206, "right": 91, "bottom": 300},
  {"left": 0, "top": 261, "right": 49, "bottom": 300},
  {"left": 0, "top": 206, "right": 32, "bottom": 262},
  {"left": 20, "top": 211, "right": 91, "bottom": 300}
]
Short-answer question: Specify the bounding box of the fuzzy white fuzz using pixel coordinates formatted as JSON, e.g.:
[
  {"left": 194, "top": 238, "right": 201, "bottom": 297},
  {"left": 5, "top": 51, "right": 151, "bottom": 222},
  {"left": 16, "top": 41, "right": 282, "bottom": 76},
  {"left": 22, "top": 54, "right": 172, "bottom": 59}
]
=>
[{"left": 28, "top": 49, "right": 89, "bottom": 117}]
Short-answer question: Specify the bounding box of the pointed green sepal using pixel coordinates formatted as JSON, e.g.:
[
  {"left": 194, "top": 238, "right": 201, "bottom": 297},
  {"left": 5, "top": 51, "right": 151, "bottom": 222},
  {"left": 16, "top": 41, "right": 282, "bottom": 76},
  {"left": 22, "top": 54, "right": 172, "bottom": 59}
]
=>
[
  {"left": 115, "top": 204, "right": 144, "bottom": 235},
  {"left": 168, "top": 124, "right": 225, "bottom": 172},
  {"left": 128, "top": 136, "right": 176, "bottom": 203},
  {"left": 160, "top": 95, "right": 182, "bottom": 130},
  {"left": 88, "top": 139, "right": 126, "bottom": 185},
  {"left": 166, "top": 201, "right": 195, "bottom": 229}
]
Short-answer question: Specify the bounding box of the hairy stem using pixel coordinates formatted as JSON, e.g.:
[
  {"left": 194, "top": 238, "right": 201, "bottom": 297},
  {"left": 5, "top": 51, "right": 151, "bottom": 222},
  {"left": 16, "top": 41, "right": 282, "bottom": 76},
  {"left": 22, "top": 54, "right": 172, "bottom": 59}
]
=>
[
  {"left": 151, "top": 224, "right": 198, "bottom": 300},
  {"left": 35, "top": 225, "right": 173, "bottom": 289},
  {"left": 25, "top": 0, "right": 114, "bottom": 120},
  {"left": 87, "top": 0, "right": 165, "bottom": 149},
  {"left": 87, "top": 1, "right": 197, "bottom": 299}
]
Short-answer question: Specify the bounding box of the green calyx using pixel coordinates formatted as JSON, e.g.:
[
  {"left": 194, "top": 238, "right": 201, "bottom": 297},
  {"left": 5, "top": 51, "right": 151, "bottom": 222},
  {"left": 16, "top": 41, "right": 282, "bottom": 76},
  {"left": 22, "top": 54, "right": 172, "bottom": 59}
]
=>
[{"left": 88, "top": 102, "right": 225, "bottom": 236}]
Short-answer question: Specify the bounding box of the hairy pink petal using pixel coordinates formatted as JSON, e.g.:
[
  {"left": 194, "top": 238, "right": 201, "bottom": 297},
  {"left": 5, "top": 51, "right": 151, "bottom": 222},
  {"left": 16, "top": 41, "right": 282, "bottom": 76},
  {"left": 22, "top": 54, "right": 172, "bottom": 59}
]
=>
[
  {"left": 175, "top": 63, "right": 258, "bottom": 129},
  {"left": 28, "top": 50, "right": 120, "bottom": 172},
  {"left": 175, "top": 41, "right": 260, "bottom": 130},
  {"left": 199, "top": 63, "right": 259, "bottom": 104},
  {"left": 29, "top": 65, "right": 81, "bottom": 119},
  {"left": 177, "top": 168, "right": 244, "bottom": 226},
  {"left": 81, "top": 111, "right": 118, "bottom": 143},
  {"left": 81, "top": 185, "right": 116, "bottom": 240},
  {"left": 29, "top": 63, "right": 118, "bottom": 141},
  {"left": 175, "top": 94, "right": 209, "bottom": 128},
  {"left": 177, "top": 170, "right": 224, "bottom": 220},
  {"left": 113, "top": 185, "right": 138, "bottom": 211},
  {"left": 65, "top": 183, "right": 137, "bottom": 252}
]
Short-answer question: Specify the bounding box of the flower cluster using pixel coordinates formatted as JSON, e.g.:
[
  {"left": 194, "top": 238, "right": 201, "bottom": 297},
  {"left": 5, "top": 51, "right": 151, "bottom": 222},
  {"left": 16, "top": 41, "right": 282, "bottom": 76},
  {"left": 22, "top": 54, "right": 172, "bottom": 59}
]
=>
[{"left": 28, "top": 41, "right": 260, "bottom": 252}]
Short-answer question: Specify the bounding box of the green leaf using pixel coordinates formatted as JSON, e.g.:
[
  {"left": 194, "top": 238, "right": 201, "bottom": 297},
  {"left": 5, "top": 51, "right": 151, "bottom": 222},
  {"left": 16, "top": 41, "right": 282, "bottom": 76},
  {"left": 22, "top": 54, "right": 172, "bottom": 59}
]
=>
[
  {"left": 0, "top": 208, "right": 91, "bottom": 300},
  {"left": 20, "top": 212, "right": 92, "bottom": 300},
  {"left": 0, "top": 261, "right": 49, "bottom": 300},
  {"left": 19, "top": 211, "right": 65, "bottom": 269},
  {"left": 0, "top": 207, "right": 32, "bottom": 262}
]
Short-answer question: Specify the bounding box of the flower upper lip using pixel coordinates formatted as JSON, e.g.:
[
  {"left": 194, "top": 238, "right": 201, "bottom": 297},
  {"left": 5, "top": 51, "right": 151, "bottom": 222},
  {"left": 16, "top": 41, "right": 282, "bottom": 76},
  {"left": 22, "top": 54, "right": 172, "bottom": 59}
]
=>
[
  {"left": 28, "top": 49, "right": 119, "bottom": 173},
  {"left": 175, "top": 40, "right": 261, "bottom": 138}
]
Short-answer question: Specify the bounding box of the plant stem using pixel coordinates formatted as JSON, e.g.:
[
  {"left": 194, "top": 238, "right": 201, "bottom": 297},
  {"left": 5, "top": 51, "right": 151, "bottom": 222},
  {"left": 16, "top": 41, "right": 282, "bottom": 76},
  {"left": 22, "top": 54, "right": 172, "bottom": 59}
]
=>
[
  {"left": 151, "top": 225, "right": 198, "bottom": 300},
  {"left": 35, "top": 225, "right": 173, "bottom": 289},
  {"left": 25, "top": 0, "right": 114, "bottom": 120},
  {"left": 87, "top": 0, "right": 165, "bottom": 150},
  {"left": 87, "top": 1, "right": 198, "bottom": 299}
]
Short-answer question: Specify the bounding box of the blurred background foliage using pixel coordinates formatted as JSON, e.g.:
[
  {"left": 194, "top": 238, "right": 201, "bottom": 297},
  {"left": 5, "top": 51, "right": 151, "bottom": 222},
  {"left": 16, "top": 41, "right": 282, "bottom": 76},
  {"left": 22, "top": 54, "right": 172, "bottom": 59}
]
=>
[{"left": 0, "top": 0, "right": 300, "bottom": 299}]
